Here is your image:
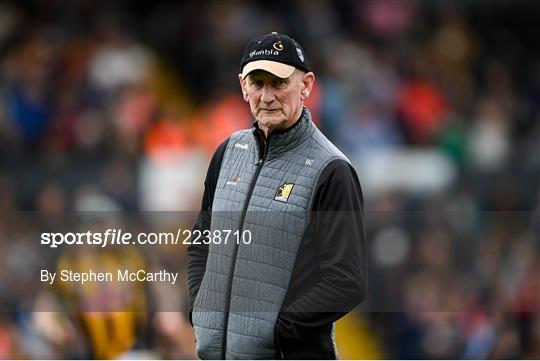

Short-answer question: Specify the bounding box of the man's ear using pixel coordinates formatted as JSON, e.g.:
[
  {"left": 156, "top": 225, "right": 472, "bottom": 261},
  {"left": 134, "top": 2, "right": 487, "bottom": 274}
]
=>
[
  {"left": 300, "top": 72, "right": 315, "bottom": 101},
  {"left": 238, "top": 74, "right": 249, "bottom": 102}
]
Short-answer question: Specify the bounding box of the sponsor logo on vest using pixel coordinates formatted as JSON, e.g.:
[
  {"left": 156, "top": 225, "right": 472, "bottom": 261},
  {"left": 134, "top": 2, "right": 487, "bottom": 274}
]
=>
[
  {"left": 274, "top": 183, "right": 294, "bottom": 203},
  {"left": 234, "top": 142, "right": 248, "bottom": 150},
  {"left": 305, "top": 158, "right": 314, "bottom": 165},
  {"left": 226, "top": 175, "right": 241, "bottom": 186}
]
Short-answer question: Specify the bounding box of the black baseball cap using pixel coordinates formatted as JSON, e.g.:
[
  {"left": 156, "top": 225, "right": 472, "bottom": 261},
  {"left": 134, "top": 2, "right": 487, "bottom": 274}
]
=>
[{"left": 240, "top": 32, "right": 311, "bottom": 79}]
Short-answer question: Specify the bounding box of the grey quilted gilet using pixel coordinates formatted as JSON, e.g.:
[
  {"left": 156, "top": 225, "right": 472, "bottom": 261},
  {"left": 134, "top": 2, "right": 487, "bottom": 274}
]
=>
[{"left": 192, "top": 108, "right": 349, "bottom": 359}]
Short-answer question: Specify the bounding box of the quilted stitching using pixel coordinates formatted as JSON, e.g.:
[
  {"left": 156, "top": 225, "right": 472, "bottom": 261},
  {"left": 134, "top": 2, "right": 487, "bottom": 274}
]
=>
[{"left": 192, "top": 109, "right": 349, "bottom": 359}]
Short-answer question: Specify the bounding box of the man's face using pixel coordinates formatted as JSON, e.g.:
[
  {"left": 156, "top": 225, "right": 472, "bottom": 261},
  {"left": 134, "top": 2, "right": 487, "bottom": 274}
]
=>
[{"left": 239, "top": 68, "right": 314, "bottom": 134}]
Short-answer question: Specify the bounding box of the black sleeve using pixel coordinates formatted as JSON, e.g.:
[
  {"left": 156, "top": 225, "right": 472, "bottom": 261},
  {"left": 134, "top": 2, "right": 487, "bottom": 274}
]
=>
[
  {"left": 187, "top": 138, "right": 229, "bottom": 325},
  {"left": 277, "top": 159, "right": 367, "bottom": 340}
]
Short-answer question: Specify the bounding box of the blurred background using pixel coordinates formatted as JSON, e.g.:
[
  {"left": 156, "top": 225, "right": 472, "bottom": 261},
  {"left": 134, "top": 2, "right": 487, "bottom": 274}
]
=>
[{"left": 1, "top": 0, "right": 540, "bottom": 359}]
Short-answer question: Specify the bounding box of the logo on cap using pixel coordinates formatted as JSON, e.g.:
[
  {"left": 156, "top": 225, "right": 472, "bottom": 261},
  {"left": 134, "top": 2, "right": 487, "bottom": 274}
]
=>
[
  {"left": 249, "top": 49, "right": 279, "bottom": 58},
  {"left": 296, "top": 47, "right": 304, "bottom": 62},
  {"left": 273, "top": 41, "right": 284, "bottom": 51}
]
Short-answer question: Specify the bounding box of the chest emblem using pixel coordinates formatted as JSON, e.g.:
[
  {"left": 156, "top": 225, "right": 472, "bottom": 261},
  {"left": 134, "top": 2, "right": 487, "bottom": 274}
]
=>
[{"left": 274, "top": 183, "right": 295, "bottom": 203}]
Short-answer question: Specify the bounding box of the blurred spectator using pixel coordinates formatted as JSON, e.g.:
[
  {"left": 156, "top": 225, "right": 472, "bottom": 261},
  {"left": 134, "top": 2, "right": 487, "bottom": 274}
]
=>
[
  {"left": 468, "top": 97, "right": 511, "bottom": 172},
  {"left": 88, "top": 23, "right": 153, "bottom": 94}
]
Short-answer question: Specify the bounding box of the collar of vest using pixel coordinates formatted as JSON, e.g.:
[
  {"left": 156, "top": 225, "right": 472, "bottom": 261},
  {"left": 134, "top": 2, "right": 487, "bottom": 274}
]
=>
[{"left": 251, "top": 107, "right": 316, "bottom": 160}]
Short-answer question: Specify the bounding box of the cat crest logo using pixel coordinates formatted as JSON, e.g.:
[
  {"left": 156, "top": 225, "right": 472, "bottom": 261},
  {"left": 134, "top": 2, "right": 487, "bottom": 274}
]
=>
[{"left": 274, "top": 183, "right": 294, "bottom": 203}]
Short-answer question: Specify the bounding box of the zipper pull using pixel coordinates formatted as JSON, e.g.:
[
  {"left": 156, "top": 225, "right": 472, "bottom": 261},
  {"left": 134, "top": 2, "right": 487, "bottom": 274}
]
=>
[{"left": 256, "top": 158, "right": 264, "bottom": 166}]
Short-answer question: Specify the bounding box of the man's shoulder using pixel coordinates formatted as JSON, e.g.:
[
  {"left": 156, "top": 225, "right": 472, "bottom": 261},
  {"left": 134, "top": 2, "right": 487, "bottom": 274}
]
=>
[
  {"left": 309, "top": 126, "right": 351, "bottom": 166},
  {"left": 229, "top": 128, "right": 254, "bottom": 141},
  {"left": 211, "top": 127, "right": 253, "bottom": 155}
]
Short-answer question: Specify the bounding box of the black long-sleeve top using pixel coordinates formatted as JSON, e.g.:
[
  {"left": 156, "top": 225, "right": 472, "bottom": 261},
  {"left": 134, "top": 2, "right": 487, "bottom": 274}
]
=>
[{"left": 188, "top": 130, "right": 367, "bottom": 359}]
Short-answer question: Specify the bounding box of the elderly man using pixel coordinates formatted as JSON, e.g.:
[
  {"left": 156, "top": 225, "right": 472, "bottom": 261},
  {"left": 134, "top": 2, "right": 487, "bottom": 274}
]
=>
[{"left": 188, "top": 32, "right": 367, "bottom": 359}]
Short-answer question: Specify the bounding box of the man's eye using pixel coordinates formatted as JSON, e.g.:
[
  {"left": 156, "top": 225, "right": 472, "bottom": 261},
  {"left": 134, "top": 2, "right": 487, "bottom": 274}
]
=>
[{"left": 274, "top": 79, "right": 287, "bottom": 88}]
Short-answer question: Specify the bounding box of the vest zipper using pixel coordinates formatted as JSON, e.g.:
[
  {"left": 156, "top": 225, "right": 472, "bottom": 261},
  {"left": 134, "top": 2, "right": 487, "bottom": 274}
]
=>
[{"left": 221, "top": 132, "right": 268, "bottom": 359}]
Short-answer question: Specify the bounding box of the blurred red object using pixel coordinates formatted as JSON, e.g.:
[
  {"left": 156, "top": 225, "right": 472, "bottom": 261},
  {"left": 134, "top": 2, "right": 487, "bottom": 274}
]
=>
[
  {"left": 398, "top": 81, "right": 449, "bottom": 144},
  {"left": 144, "top": 118, "right": 188, "bottom": 161},
  {"left": 192, "top": 95, "right": 251, "bottom": 153}
]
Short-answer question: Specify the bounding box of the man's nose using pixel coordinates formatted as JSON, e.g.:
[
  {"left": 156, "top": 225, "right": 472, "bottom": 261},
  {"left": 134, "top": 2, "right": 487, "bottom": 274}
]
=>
[{"left": 260, "top": 84, "right": 275, "bottom": 103}]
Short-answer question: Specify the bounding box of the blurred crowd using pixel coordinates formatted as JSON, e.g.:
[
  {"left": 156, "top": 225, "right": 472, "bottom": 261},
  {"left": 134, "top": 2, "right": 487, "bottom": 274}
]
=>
[{"left": 1, "top": 0, "right": 539, "bottom": 359}]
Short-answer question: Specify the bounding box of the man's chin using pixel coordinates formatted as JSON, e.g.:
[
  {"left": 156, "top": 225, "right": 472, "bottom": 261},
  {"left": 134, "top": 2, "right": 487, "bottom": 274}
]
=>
[{"left": 258, "top": 117, "right": 285, "bottom": 127}]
